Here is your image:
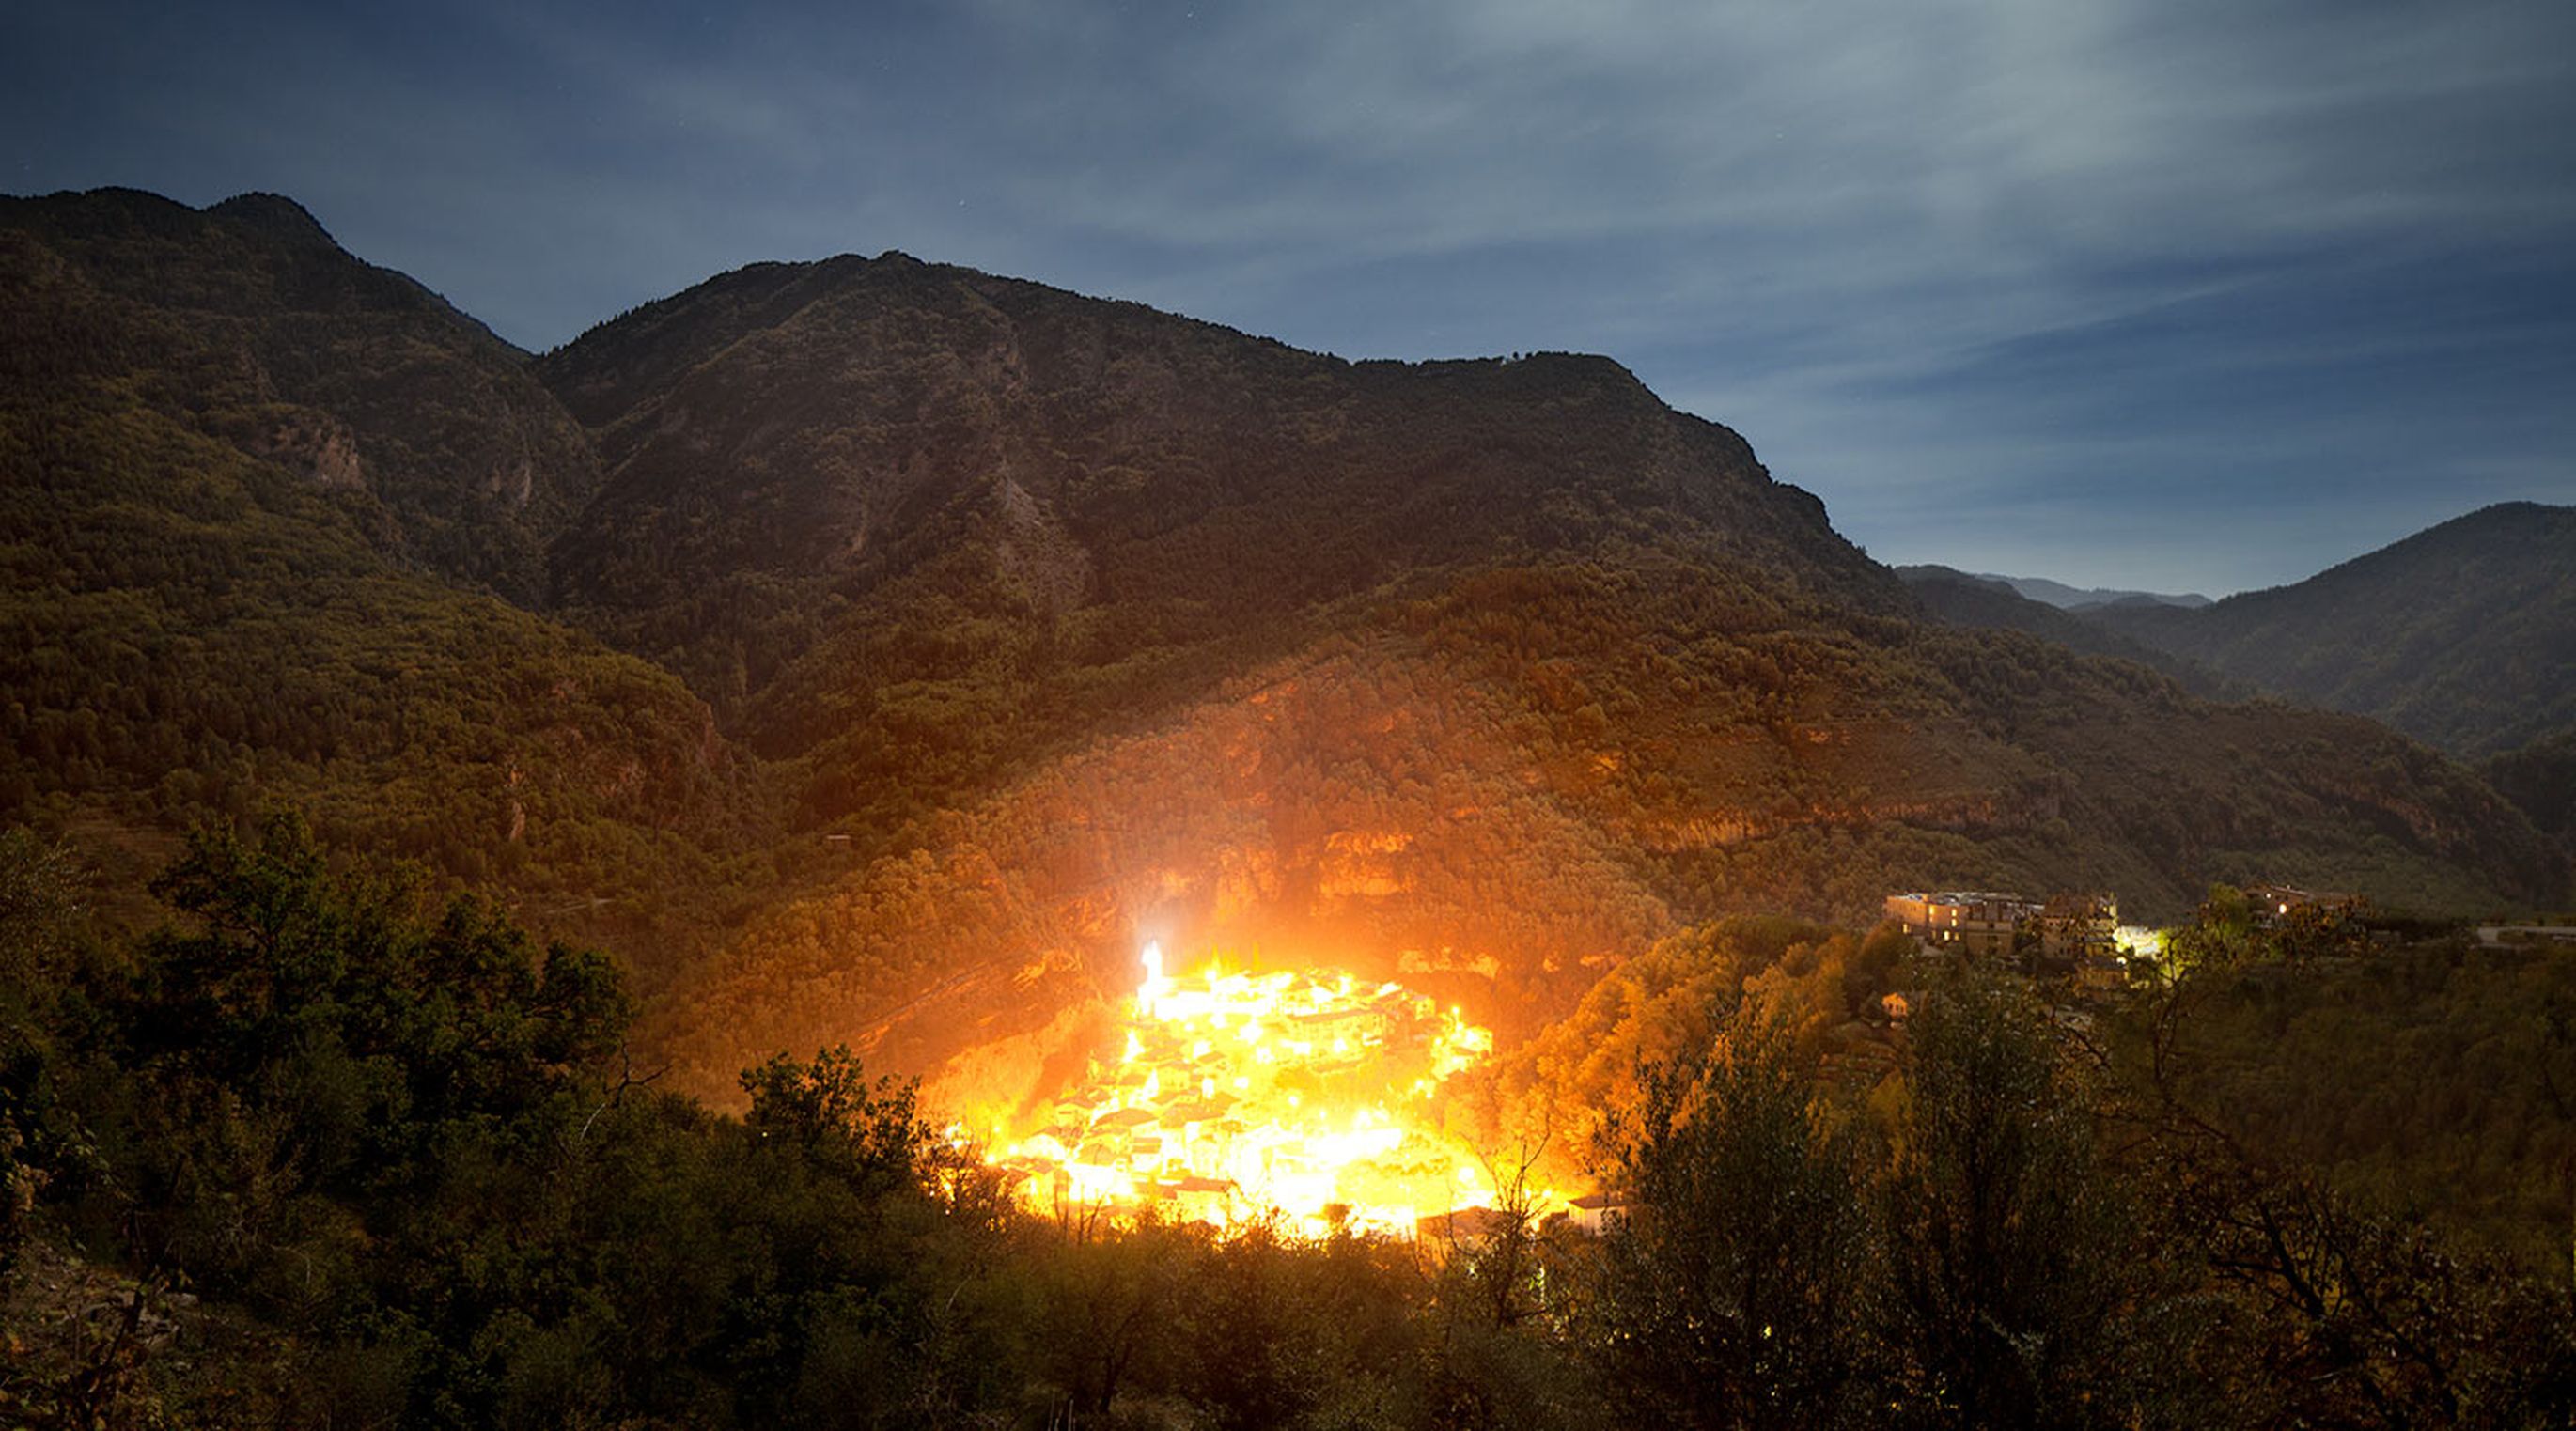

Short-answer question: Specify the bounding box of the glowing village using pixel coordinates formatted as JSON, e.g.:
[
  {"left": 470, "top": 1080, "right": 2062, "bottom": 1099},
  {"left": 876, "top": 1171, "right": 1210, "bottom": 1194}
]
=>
[{"left": 972, "top": 944, "right": 1522, "bottom": 1238}]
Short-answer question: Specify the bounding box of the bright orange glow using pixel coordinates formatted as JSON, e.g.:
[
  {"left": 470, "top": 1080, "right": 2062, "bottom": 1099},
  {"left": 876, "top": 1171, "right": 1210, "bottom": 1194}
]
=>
[{"left": 981, "top": 945, "right": 1506, "bottom": 1237}]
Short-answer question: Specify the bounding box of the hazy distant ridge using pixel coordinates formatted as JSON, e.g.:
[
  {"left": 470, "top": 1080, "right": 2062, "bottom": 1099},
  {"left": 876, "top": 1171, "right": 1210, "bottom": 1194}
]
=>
[
  {"left": 1893, "top": 566, "right": 2240, "bottom": 699},
  {"left": 1962, "top": 571, "right": 2212, "bottom": 611}
]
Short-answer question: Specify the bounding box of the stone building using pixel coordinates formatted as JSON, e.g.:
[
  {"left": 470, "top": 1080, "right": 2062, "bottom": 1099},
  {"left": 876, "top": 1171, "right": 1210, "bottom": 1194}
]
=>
[
  {"left": 2035, "top": 893, "right": 2119, "bottom": 960},
  {"left": 1883, "top": 891, "right": 2042, "bottom": 957}
]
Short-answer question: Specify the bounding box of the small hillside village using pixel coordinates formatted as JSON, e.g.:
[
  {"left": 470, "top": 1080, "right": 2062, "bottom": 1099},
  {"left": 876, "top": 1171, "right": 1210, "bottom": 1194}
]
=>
[
  {"left": 1882, "top": 889, "right": 2129, "bottom": 992},
  {"left": 981, "top": 884, "right": 2391, "bottom": 1246},
  {"left": 984, "top": 964, "right": 1498, "bottom": 1237},
  {"left": 1881, "top": 882, "right": 2371, "bottom": 992}
]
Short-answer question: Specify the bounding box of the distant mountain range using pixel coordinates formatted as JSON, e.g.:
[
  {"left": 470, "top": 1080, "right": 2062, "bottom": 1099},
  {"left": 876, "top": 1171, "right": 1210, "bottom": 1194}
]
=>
[
  {"left": 1901, "top": 569, "right": 2212, "bottom": 611},
  {"left": 2, "top": 188, "right": 2562, "bottom": 1101},
  {"left": 1892, "top": 566, "right": 2241, "bottom": 699}
]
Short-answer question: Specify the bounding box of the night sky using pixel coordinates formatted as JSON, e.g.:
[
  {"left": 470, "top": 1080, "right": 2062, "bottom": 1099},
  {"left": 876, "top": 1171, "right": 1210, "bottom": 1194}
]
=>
[{"left": 8, "top": 0, "right": 2571, "bottom": 596}]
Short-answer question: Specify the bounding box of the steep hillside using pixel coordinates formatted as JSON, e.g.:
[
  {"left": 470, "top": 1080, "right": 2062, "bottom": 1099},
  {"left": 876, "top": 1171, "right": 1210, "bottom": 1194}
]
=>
[
  {"left": 3, "top": 188, "right": 601, "bottom": 603},
  {"left": 2084, "top": 503, "right": 2576, "bottom": 757},
  {"left": 2482, "top": 728, "right": 2576, "bottom": 847},
  {"left": 539, "top": 256, "right": 1898, "bottom": 832},
  {"left": 656, "top": 554, "right": 2559, "bottom": 1101},
  {"left": 0, "top": 191, "right": 777, "bottom": 972}
]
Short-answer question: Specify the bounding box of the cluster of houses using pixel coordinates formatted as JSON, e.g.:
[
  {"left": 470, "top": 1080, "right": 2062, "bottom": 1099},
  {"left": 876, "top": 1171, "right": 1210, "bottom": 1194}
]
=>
[
  {"left": 1491, "top": 881, "right": 2396, "bottom": 1250},
  {"left": 1881, "top": 881, "right": 2381, "bottom": 992},
  {"left": 1881, "top": 889, "right": 2130, "bottom": 993},
  {"left": 1416, "top": 1191, "right": 1634, "bottom": 1250},
  {"left": 987, "top": 967, "right": 1494, "bottom": 1235}
]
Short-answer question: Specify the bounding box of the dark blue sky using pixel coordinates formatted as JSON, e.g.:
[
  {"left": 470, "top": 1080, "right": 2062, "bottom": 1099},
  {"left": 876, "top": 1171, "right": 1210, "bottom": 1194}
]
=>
[{"left": 8, "top": 0, "right": 2571, "bottom": 595}]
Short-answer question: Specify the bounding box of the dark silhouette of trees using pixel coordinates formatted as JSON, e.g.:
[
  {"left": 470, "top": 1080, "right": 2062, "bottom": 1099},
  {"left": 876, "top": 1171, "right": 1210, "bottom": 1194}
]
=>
[
  {"left": 1880, "top": 967, "right": 2203, "bottom": 1430},
  {"left": 1596, "top": 1003, "right": 1875, "bottom": 1430},
  {"left": 8, "top": 829, "right": 2576, "bottom": 1428}
]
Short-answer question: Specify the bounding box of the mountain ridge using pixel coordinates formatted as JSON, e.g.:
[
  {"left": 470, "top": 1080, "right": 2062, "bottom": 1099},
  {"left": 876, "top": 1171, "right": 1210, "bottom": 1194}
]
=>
[
  {"left": 1958, "top": 569, "right": 2212, "bottom": 610},
  {"left": 2080, "top": 501, "right": 2576, "bottom": 758},
  {"left": 535, "top": 247, "right": 1897, "bottom": 777},
  {"left": 1, "top": 186, "right": 2563, "bottom": 1103}
]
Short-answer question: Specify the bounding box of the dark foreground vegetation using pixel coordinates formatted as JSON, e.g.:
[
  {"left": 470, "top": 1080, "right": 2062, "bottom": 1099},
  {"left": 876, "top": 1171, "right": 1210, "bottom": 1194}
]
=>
[{"left": 5, "top": 818, "right": 2572, "bottom": 1429}]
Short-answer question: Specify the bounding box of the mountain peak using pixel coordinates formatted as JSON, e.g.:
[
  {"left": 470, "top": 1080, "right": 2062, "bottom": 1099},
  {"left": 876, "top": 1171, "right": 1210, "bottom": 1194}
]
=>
[
  {"left": 207, "top": 191, "right": 340, "bottom": 250},
  {"left": 0, "top": 185, "right": 603, "bottom": 604},
  {"left": 2449, "top": 499, "right": 2567, "bottom": 530}
]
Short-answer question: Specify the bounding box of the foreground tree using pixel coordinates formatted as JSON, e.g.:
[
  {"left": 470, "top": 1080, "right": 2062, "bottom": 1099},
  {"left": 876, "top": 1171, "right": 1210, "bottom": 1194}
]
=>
[
  {"left": 1421, "top": 1153, "right": 1594, "bottom": 1431},
  {"left": 1028, "top": 1204, "right": 1190, "bottom": 1422},
  {"left": 1881, "top": 966, "right": 2205, "bottom": 1431},
  {"left": 0, "top": 830, "right": 87, "bottom": 1280},
  {"left": 1594, "top": 1001, "right": 1876, "bottom": 1431}
]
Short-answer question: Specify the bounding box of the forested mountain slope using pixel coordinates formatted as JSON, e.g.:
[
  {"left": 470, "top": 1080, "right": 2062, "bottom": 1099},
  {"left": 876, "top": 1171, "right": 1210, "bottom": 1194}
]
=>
[
  {"left": 537, "top": 254, "right": 1900, "bottom": 841},
  {"left": 2083, "top": 503, "right": 2576, "bottom": 758},
  {"left": 2482, "top": 728, "right": 2576, "bottom": 848},
  {"left": 3, "top": 188, "right": 601, "bottom": 603},
  {"left": 653, "top": 557, "right": 2559, "bottom": 1101},
  {"left": 0, "top": 190, "right": 778, "bottom": 973}
]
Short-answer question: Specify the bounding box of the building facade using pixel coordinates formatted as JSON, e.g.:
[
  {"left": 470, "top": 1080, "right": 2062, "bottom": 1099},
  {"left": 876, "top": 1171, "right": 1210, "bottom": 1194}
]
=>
[{"left": 1883, "top": 891, "right": 2043, "bottom": 957}]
